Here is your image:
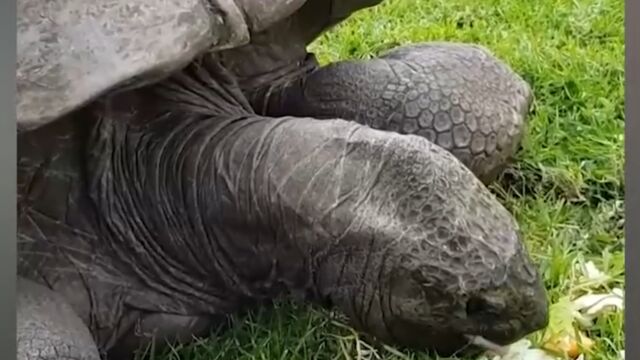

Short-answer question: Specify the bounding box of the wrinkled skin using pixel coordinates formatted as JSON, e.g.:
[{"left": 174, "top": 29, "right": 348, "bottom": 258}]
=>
[{"left": 17, "top": 1, "right": 549, "bottom": 359}]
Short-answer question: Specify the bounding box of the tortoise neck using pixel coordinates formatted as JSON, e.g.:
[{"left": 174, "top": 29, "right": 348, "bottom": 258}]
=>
[{"left": 82, "top": 60, "right": 400, "bottom": 314}]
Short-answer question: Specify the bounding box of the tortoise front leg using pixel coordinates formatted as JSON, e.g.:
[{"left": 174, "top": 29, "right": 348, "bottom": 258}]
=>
[
  {"left": 17, "top": 277, "right": 101, "bottom": 360},
  {"left": 251, "top": 43, "right": 533, "bottom": 183}
]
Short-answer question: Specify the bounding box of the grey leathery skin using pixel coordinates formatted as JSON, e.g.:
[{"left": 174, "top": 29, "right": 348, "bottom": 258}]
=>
[
  {"left": 18, "top": 0, "right": 548, "bottom": 358},
  {"left": 18, "top": 57, "right": 547, "bottom": 359},
  {"left": 217, "top": 0, "right": 385, "bottom": 91}
]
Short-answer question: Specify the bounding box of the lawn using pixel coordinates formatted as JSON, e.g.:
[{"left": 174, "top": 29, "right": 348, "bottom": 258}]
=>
[{"left": 151, "top": 0, "right": 625, "bottom": 359}]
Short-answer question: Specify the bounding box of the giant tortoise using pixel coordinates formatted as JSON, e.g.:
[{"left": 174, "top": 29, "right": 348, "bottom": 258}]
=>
[{"left": 17, "top": 0, "right": 549, "bottom": 359}]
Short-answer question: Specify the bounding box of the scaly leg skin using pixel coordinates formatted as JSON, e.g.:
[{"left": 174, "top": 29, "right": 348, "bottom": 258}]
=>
[
  {"left": 249, "top": 42, "right": 533, "bottom": 183},
  {"left": 17, "top": 277, "right": 101, "bottom": 360}
]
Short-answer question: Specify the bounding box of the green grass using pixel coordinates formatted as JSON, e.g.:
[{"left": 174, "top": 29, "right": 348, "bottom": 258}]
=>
[{"left": 151, "top": 0, "right": 625, "bottom": 359}]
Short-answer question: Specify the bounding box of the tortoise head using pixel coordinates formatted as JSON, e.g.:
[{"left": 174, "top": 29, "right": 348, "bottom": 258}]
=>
[
  {"left": 319, "top": 140, "right": 549, "bottom": 356},
  {"left": 367, "top": 176, "right": 548, "bottom": 356},
  {"left": 380, "top": 218, "right": 549, "bottom": 356}
]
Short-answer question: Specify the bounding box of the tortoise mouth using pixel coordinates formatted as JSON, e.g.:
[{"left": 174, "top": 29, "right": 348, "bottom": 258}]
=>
[
  {"left": 383, "top": 320, "right": 490, "bottom": 357},
  {"left": 422, "top": 332, "right": 488, "bottom": 357},
  {"left": 464, "top": 335, "right": 511, "bottom": 356}
]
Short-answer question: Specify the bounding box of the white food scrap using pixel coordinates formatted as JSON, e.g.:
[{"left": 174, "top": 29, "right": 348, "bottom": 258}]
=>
[{"left": 477, "top": 339, "right": 559, "bottom": 360}]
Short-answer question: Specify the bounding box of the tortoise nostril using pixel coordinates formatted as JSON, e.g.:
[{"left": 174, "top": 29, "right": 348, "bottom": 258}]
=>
[
  {"left": 465, "top": 295, "right": 505, "bottom": 318},
  {"left": 465, "top": 296, "right": 488, "bottom": 317}
]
